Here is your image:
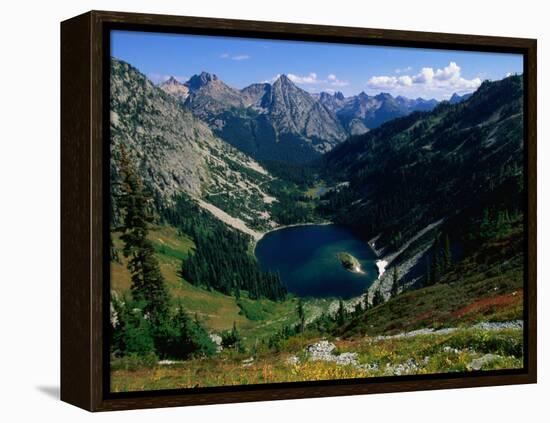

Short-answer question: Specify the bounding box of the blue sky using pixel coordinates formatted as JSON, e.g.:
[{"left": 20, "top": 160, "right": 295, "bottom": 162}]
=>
[{"left": 111, "top": 30, "right": 523, "bottom": 100}]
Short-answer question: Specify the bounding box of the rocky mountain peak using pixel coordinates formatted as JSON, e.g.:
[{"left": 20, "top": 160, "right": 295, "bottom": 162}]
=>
[
  {"left": 319, "top": 91, "right": 345, "bottom": 102},
  {"left": 334, "top": 91, "right": 345, "bottom": 101},
  {"left": 375, "top": 92, "right": 393, "bottom": 101},
  {"left": 187, "top": 71, "right": 219, "bottom": 90},
  {"left": 164, "top": 76, "right": 181, "bottom": 85},
  {"left": 448, "top": 92, "right": 473, "bottom": 105},
  {"left": 276, "top": 74, "right": 291, "bottom": 83},
  {"left": 159, "top": 75, "right": 190, "bottom": 101},
  {"left": 273, "top": 74, "right": 296, "bottom": 89}
]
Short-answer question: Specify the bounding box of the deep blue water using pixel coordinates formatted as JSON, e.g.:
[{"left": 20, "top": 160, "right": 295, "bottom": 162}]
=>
[{"left": 255, "top": 224, "right": 378, "bottom": 299}]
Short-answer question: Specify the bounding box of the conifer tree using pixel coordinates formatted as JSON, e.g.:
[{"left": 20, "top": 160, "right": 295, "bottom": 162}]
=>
[
  {"left": 443, "top": 234, "right": 452, "bottom": 270},
  {"left": 221, "top": 321, "right": 242, "bottom": 351},
  {"left": 117, "top": 145, "right": 169, "bottom": 325},
  {"left": 429, "top": 236, "right": 441, "bottom": 285},
  {"left": 363, "top": 291, "right": 370, "bottom": 311},
  {"left": 354, "top": 300, "right": 364, "bottom": 317},
  {"left": 391, "top": 267, "right": 399, "bottom": 298},
  {"left": 297, "top": 298, "right": 305, "bottom": 333},
  {"left": 425, "top": 256, "right": 432, "bottom": 286},
  {"left": 372, "top": 288, "right": 384, "bottom": 307},
  {"left": 337, "top": 299, "right": 346, "bottom": 325}
]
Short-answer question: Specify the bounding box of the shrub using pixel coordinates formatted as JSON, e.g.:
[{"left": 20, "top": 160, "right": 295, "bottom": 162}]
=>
[
  {"left": 111, "top": 296, "right": 216, "bottom": 360},
  {"left": 111, "top": 297, "right": 155, "bottom": 356},
  {"left": 221, "top": 322, "right": 244, "bottom": 352},
  {"left": 154, "top": 308, "right": 217, "bottom": 360},
  {"left": 445, "top": 329, "right": 523, "bottom": 357}
]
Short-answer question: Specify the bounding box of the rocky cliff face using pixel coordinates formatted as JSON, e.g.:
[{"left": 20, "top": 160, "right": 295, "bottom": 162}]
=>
[
  {"left": 110, "top": 58, "right": 276, "bottom": 232},
  {"left": 241, "top": 83, "right": 270, "bottom": 108},
  {"left": 261, "top": 75, "right": 348, "bottom": 152}
]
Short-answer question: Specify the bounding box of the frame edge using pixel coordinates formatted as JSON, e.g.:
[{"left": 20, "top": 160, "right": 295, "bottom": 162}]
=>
[
  {"left": 62, "top": 9, "right": 537, "bottom": 411},
  {"left": 60, "top": 11, "right": 94, "bottom": 411}
]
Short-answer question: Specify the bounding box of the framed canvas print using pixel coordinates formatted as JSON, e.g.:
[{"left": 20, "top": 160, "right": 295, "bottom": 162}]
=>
[{"left": 60, "top": 10, "right": 537, "bottom": 411}]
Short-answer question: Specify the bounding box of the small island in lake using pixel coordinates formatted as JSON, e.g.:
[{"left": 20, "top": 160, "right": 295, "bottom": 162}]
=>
[{"left": 336, "top": 252, "right": 364, "bottom": 273}]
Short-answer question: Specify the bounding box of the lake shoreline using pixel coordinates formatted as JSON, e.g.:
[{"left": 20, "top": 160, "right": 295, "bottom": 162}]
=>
[{"left": 252, "top": 221, "right": 333, "bottom": 253}]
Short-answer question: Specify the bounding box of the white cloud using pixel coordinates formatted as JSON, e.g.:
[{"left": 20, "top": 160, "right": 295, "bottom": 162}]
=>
[
  {"left": 327, "top": 73, "right": 349, "bottom": 87},
  {"left": 434, "top": 61, "right": 461, "bottom": 81},
  {"left": 367, "top": 62, "right": 482, "bottom": 99},
  {"left": 412, "top": 67, "right": 435, "bottom": 84},
  {"left": 287, "top": 72, "right": 320, "bottom": 84},
  {"left": 398, "top": 75, "right": 413, "bottom": 86},
  {"left": 270, "top": 72, "right": 348, "bottom": 89},
  {"left": 220, "top": 53, "right": 251, "bottom": 61},
  {"left": 263, "top": 74, "right": 281, "bottom": 83},
  {"left": 395, "top": 66, "right": 412, "bottom": 74},
  {"left": 366, "top": 75, "right": 413, "bottom": 89}
]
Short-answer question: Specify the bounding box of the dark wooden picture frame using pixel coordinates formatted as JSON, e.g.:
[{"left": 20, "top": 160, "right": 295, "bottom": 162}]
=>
[{"left": 61, "top": 10, "right": 537, "bottom": 411}]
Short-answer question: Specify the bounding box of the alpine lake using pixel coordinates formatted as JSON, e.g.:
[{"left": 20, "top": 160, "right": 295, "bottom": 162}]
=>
[{"left": 255, "top": 224, "right": 379, "bottom": 299}]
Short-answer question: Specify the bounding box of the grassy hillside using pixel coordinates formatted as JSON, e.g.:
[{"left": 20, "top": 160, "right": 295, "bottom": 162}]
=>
[
  {"left": 111, "top": 224, "right": 304, "bottom": 336},
  {"left": 339, "top": 218, "right": 524, "bottom": 338},
  {"left": 111, "top": 325, "right": 522, "bottom": 391},
  {"left": 110, "top": 216, "right": 524, "bottom": 392}
]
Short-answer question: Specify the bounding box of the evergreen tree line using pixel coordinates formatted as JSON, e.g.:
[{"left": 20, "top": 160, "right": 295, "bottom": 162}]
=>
[
  {"left": 111, "top": 296, "right": 216, "bottom": 360},
  {"left": 162, "top": 194, "right": 287, "bottom": 301},
  {"left": 261, "top": 160, "right": 320, "bottom": 188},
  {"left": 425, "top": 232, "right": 453, "bottom": 286},
  {"left": 424, "top": 200, "right": 522, "bottom": 286},
  {"left": 110, "top": 146, "right": 216, "bottom": 360}
]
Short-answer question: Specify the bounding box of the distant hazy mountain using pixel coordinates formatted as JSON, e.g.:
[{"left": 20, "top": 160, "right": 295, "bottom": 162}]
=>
[
  {"left": 317, "top": 91, "right": 439, "bottom": 135},
  {"left": 448, "top": 92, "right": 473, "bottom": 104}
]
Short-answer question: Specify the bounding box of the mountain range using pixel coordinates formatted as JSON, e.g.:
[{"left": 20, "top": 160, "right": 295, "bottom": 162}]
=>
[
  {"left": 110, "top": 58, "right": 277, "bottom": 236},
  {"left": 159, "top": 72, "right": 457, "bottom": 163},
  {"left": 315, "top": 90, "right": 439, "bottom": 135},
  {"left": 321, "top": 74, "right": 524, "bottom": 296},
  {"left": 112, "top": 56, "right": 510, "bottom": 261}
]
